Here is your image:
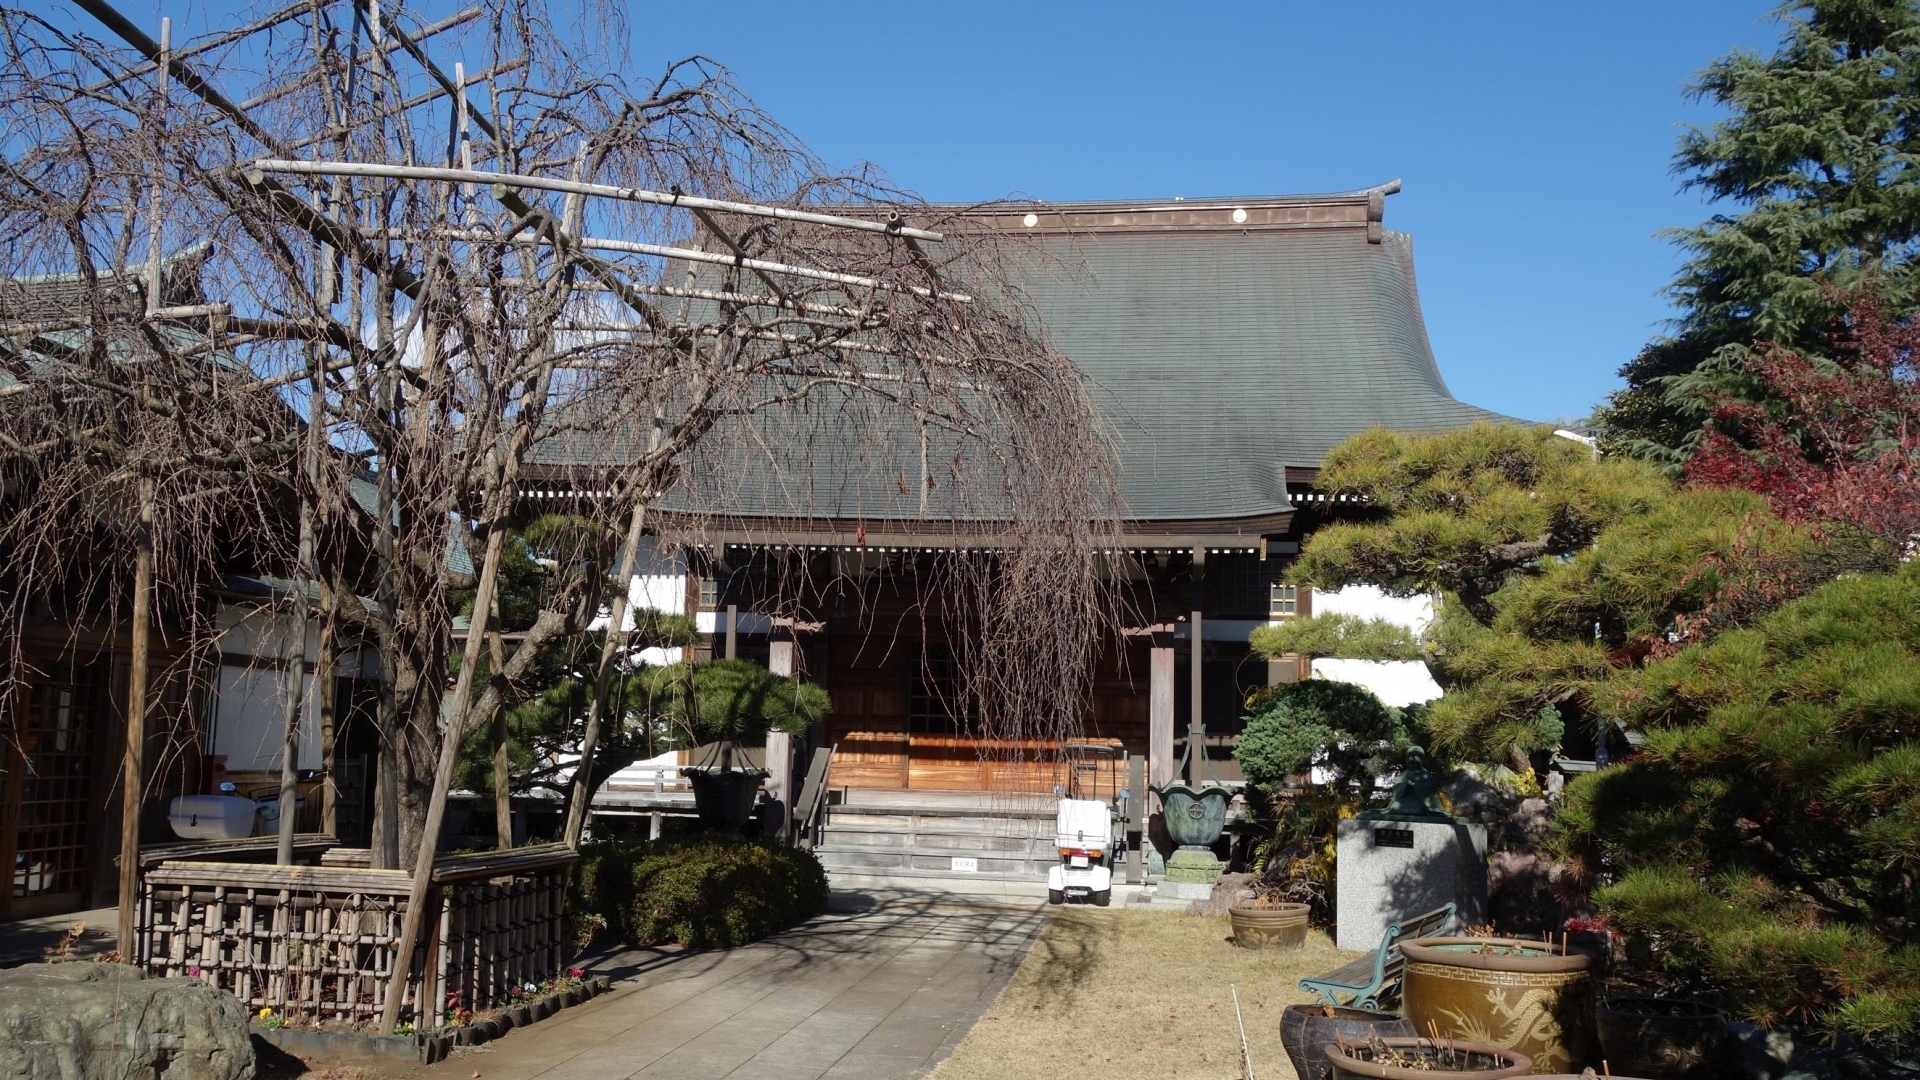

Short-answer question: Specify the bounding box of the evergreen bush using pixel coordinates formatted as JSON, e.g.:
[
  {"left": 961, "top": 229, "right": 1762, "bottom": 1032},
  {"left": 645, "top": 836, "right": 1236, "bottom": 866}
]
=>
[
  {"left": 1234, "top": 680, "right": 1407, "bottom": 803},
  {"left": 571, "top": 836, "right": 830, "bottom": 948}
]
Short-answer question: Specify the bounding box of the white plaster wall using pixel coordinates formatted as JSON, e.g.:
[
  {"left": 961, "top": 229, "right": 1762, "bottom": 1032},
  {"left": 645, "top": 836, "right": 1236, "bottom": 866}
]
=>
[
  {"left": 1293, "top": 585, "right": 1443, "bottom": 707},
  {"left": 1308, "top": 584, "right": 1434, "bottom": 635},
  {"left": 208, "top": 603, "right": 326, "bottom": 771},
  {"left": 212, "top": 665, "right": 322, "bottom": 771},
  {"left": 1308, "top": 658, "right": 1443, "bottom": 708}
]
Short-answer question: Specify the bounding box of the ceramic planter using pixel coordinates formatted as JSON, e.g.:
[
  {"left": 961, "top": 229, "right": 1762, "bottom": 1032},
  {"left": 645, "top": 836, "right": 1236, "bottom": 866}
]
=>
[
  {"left": 1399, "top": 936, "right": 1598, "bottom": 1074},
  {"left": 505, "top": 1004, "right": 531, "bottom": 1027},
  {"left": 1229, "top": 901, "right": 1310, "bottom": 948},
  {"left": 1280, "top": 1005, "right": 1414, "bottom": 1080},
  {"left": 1321, "top": 1036, "right": 1531, "bottom": 1079},
  {"left": 1595, "top": 996, "right": 1728, "bottom": 1079},
  {"left": 685, "top": 767, "right": 768, "bottom": 831}
]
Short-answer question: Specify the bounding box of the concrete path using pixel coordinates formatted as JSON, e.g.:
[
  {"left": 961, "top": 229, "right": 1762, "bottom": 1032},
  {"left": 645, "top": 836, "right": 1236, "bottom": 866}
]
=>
[
  {"left": 426, "top": 890, "right": 1048, "bottom": 1080},
  {"left": 0, "top": 906, "right": 117, "bottom": 968}
]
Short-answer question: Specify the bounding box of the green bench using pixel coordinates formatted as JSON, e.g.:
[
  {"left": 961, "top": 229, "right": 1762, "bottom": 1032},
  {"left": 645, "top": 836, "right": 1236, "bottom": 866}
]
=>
[{"left": 1298, "top": 902, "right": 1456, "bottom": 1009}]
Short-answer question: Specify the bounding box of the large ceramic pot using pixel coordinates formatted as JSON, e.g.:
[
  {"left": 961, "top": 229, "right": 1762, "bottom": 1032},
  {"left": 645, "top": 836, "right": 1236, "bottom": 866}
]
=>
[
  {"left": 1280, "top": 1005, "right": 1414, "bottom": 1080},
  {"left": 1229, "top": 901, "right": 1310, "bottom": 949},
  {"left": 1400, "top": 937, "right": 1597, "bottom": 1074},
  {"left": 1595, "top": 996, "right": 1728, "bottom": 1080},
  {"left": 685, "top": 766, "right": 767, "bottom": 830},
  {"left": 1153, "top": 782, "right": 1229, "bottom": 847},
  {"left": 1321, "top": 1036, "right": 1531, "bottom": 1079}
]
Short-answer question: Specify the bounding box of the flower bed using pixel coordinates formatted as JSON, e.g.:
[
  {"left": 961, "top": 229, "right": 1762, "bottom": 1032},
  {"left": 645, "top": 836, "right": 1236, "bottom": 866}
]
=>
[{"left": 249, "top": 969, "right": 615, "bottom": 1063}]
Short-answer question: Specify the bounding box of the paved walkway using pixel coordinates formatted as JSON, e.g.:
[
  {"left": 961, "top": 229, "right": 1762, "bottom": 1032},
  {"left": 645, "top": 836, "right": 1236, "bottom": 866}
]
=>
[
  {"left": 0, "top": 906, "right": 117, "bottom": 968},
  {"left": 426, "top": 890, "right": 1048, "bottom": 1080}
]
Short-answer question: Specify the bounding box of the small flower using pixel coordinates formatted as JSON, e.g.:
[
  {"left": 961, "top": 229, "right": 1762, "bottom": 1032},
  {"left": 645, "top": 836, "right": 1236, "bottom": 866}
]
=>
[
  {"left": 567, "top": 967, "right": 585, "bottom": 979},
  {"left": 523, "top": 981, "right": 537, "bottom": 993},
  {"left": 187, "top": 967, "right": 203, "bottom": 978},
  {"left": 258, "top": 1008, "right": 273, "bottom": 1019}
]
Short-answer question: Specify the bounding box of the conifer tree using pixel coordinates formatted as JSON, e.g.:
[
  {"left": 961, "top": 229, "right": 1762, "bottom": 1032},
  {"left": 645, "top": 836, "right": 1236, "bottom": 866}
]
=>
[
  {"left": 1599, "top": 0, "right": 1920, "bottom": 465},
  {"left": 1556, "top": 560, "right": 1920, "bottom": 1044},
  {"left": 1262, "top": 425, "right": 1832, "bottom": 768}
]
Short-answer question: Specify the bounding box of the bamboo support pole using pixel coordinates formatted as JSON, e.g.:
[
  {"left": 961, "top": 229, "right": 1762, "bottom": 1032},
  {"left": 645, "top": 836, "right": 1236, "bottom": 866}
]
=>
[{"left": 248, "top": 159, "right": 949, "bottom": 242}]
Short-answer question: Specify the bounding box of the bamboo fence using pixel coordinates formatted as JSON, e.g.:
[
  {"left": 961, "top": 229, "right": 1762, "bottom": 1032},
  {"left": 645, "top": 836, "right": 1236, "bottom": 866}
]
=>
[{"left": 135, "top": 839, "right": 575, "bottom": 1030}]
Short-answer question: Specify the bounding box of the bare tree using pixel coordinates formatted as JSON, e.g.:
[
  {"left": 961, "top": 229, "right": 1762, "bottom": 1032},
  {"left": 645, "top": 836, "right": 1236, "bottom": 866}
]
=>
[{"left": 1, "top": 0, "right": 1125, "bottom": 1024}]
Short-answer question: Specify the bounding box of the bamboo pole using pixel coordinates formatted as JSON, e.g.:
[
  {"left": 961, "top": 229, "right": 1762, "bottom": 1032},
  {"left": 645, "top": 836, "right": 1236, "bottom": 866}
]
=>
[
  {"left": 247, "top": 159, "right": 949, "bottom": 242},
  {"left": 117, "top": 478, "right": 155, "bottom": 962}
]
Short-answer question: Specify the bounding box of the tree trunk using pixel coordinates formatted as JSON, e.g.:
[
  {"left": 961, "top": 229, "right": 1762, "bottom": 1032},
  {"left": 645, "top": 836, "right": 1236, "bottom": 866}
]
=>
[
  {"left": 489, "top": 595, "right": 511, "bottom": 850},
  {"left": 116, "top": 479, "right": 154, "bottom": 963}
]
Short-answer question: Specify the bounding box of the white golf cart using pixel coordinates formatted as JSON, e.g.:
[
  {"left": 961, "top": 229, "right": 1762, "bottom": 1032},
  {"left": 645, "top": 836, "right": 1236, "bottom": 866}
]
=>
[{"left": 1046, "top": 743, "right": 1125, "bottom": 906}]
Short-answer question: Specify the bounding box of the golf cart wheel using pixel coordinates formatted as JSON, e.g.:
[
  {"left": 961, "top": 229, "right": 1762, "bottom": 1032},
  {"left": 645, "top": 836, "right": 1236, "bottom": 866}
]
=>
[
  {"left": 1048, "top": 889, "right": 1065, "bottom": 905},
  {"left": 1092, "top": 889, "right": 1111, "bottom": 907}
]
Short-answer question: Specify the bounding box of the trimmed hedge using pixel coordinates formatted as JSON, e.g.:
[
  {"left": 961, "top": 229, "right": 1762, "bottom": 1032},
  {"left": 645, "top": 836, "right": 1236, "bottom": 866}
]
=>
[{"left": 571, "top": 836, "right": 829, "bottom": 948}]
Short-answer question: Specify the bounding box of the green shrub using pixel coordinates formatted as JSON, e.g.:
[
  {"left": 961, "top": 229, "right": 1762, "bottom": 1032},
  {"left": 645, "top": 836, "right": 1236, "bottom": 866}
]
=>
[
  {"left": 571, "top": 836, "right": 829, "bottom": 948},
  {"left": 1235, "top": 680, "right": 1408, "bottom": 802}
]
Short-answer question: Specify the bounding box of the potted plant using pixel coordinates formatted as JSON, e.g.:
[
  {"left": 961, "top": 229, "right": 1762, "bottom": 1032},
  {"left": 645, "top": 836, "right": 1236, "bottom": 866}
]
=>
[
  {"left": 1595, "top": 996, "right": 1727, "bottom": 1079},
  {"left": 1399, "top": 936, "right": 1598, "bottom": 1074},
  {"left": 644, "top": 658, "right": 828, "bottom": 831},
  {"left": 1321, "top": 1036, "right": 1531, "bottom": 1079},
  {"left": 1282, "top": 1006, "right": 1415, "bottom": 1080},
  {"left": 1228, "top": 890, "right": 1311, "bottom": 949}
]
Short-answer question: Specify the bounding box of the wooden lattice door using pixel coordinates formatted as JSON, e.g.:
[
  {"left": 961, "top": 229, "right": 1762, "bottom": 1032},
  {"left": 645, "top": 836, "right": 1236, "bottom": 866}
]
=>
[{"left": 2, "top": 674, "right": 106, "bottom": 917}]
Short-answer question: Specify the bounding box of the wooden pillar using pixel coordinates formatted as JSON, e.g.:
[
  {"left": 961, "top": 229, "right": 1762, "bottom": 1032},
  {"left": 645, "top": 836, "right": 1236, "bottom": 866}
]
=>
[
  {"left": 1188, "top": 610, "right": 1206, "bottom": 787},
  {"left": 764, "top": 621, "right": 796, "bottom": 839},
  {"left": 1148, "top": 629, "right": 1175, "bottom": 796},
  {"left": 1187, "top": 545, "right": 1208, "bottom": 789}
]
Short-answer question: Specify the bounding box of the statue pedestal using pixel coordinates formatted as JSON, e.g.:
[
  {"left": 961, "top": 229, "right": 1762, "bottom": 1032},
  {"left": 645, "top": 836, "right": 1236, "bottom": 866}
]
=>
[
  {"left": 1156, "top": 846, "right": 1224, "bottom": 901},
  {"left": 1335, "top": 818, "right": 1487, "bottom": 952}
]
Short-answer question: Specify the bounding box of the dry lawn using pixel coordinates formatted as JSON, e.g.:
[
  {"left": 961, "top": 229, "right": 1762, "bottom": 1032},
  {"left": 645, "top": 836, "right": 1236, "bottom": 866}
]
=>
[{"left": 933, "top": 908, "right": 1360, "bottom": 1080}]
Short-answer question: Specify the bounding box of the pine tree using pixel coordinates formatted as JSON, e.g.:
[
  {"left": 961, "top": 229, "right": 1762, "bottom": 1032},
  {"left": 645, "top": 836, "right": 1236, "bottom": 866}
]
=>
[
  {"left": 1598, "top": 0, "right": 1920, "bottom": 466},
  {"left": 1265, "top": 424, "right": 1832, "bottom": 768},
  {"left": 1555, "top": 559, "right": 1920, "bottom": 1045}
]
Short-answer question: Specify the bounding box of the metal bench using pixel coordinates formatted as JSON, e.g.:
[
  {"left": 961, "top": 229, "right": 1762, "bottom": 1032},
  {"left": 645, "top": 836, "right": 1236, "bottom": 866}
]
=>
[{"left": 1299, "top": 902, "right": 1456, "bottom": 1009}]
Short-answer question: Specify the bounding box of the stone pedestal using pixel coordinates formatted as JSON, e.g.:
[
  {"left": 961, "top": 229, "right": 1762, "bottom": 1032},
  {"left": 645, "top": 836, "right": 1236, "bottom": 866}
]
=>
[
  {"left": 1335, "top": 818, "right": 1487, "bottom": 952},
  {"left": 1156, "top": 846, "right": 1223, "bottom": 901}
]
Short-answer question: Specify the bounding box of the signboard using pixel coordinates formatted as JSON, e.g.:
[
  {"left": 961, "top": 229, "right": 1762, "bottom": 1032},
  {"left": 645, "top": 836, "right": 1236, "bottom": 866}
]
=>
[
  {"left": 951, "top": 856, "right": 979, "bottom": 873},
  {"left": 1374, "top": 828, "right": 1415, "bottom": 849}
]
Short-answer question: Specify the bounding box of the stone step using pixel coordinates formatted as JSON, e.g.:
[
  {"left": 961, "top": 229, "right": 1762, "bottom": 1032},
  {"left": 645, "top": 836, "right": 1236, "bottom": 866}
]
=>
[
  {"left": 814, "top": 844, "right": 1052, "bottom": 879},
  {"left": 819, "top": 827, "right": 1052, "bottom": 854}
]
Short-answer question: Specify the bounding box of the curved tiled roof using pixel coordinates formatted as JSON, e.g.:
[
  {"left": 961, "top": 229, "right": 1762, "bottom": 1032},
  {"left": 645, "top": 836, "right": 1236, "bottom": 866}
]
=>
[
  {"left": 1017, "top": 216, "right": 1510, "bottom": 521},
  {"left": 539, "top": 187, "right": 1516, "bottom": 527}
]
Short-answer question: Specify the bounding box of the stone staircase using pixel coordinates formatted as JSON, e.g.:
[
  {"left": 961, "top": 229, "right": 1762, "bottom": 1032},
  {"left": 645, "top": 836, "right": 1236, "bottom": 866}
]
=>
[{"left": 813, "top": 789, "right": 1065, "bottom": 883}]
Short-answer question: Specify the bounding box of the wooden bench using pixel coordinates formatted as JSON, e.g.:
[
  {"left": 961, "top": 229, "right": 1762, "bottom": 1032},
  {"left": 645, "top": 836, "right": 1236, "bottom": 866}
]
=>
[{"left": 1298, "top": 902, "right": 1456, "bottom": 1009}]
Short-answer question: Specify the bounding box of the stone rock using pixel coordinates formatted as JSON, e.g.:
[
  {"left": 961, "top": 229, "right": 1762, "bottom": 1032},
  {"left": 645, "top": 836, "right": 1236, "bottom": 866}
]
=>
[
  {"left": 0, "top": 962, "right": 253, "bottom": 1080},
  {"left": 1493, "top": 797, "right": 1554, "bottom": 852},
  {"left": 1441, "top": 768, "right": 1506, "bottom": 823},
  {"left": 1486, "top": 850, "right": 1575, "bottom": 935},
  {"left": 1183, "top": 872, "right": 1255, "bottom": 917}
]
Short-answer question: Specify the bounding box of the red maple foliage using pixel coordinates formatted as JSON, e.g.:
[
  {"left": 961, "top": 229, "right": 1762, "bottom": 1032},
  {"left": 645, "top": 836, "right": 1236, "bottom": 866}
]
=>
[{"left": 1685, "top": 291, "right": 1920, "bottom": 553}]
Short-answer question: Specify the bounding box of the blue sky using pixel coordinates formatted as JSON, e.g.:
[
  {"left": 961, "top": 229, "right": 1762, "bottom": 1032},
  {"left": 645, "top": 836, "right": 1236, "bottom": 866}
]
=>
[
  {"left": 91, "top": 0, "right": 1788, "bottom": 423},
  {"left": 617, "top": 1, "right": 1786, "bottom": 424}
]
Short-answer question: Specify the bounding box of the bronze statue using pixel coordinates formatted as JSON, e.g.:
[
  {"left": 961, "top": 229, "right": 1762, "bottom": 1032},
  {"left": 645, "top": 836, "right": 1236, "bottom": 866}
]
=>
[{"left": 1361, "top": 744, "right": 1455, "bottom": 822}]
